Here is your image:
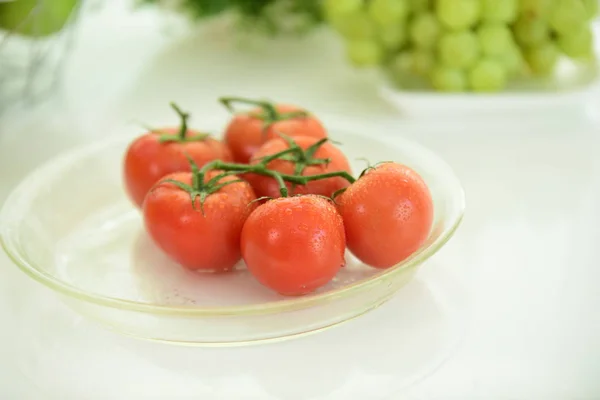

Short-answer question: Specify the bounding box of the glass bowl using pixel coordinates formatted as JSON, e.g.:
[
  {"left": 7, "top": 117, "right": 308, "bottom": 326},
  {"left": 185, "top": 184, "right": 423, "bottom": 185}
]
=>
[{"left": 0, "top": 127, "right": 465, "bottom": 346}]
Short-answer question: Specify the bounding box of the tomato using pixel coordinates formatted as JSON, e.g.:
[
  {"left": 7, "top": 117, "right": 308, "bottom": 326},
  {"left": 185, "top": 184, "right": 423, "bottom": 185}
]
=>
[
  {"left": 223, "top": 101, "right": 327, "bottom": 164},
  {"left": 244, "top": 135, "right": 352, "bottom": 199},
  {"left": 124, "top": 105, "right": 233, "bottom": 208},
  {"left": 336, "top": 162, "right": 434, "bottom": 269},
  {"left": 143, "top": 171, "right": 257, "bottom": 272},
  {"left": 241, "top": 195, "right": 346, "bottom": 296}
]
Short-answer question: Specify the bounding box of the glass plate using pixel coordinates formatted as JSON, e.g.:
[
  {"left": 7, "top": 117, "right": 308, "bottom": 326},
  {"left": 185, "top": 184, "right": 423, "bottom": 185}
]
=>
[
  {"left": 0, "top": 127, "right": 465, "bottom": 345},
  {"left": 6, "top": 261, "right": 468, "bottom": 399}
]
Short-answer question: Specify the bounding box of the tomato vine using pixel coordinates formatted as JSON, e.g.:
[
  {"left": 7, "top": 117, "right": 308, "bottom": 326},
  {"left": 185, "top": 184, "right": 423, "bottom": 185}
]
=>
[
  {"left": 164, "top": 136, "right": 356, "bottom": 210},
  {"left": 219, "top": 96, "right": 310, "bottom": 132}
]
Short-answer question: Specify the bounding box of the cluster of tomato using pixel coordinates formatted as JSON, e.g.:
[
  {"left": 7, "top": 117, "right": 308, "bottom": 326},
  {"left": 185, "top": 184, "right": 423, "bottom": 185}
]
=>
[{"left": 123, "top": 97, "right": 434, "bottom": 296}]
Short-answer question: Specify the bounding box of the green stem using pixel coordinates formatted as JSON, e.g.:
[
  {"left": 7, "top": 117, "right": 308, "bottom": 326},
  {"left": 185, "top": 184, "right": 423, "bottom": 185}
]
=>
[
  {"left": 156, "top": 103, "right": 211, "bottom": 144},
  {"left": 255, "top": 147, "right": 299, "bottom": 165},
  {"left": 271, "top": 169, "right": 289, "bottom": 198},
  {"left": 219, "top": 96, "right": 278, "bottom": 121},
  {"left": 195, "top": 134, "right": 354, "bottom": 200},
  {"left": 173, "top": 144, "right": 354, "bottom": 211},
  {"left": 170, "top": 102, "right": 189, "bottom": 140},
  {"left": 200, "top": 160, "right": 356, "bottom": 187},
  {"left": 281, "top": 170, "right": 356, "bottom": 184},
  {"left": 277, "top": 110, "right": 309, "bottom": 120},
  {"left": 184, "top": 153, "right": 202, "bottom": 189}
]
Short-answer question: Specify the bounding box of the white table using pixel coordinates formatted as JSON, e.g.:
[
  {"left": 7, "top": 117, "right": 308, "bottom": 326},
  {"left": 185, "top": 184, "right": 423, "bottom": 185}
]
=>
[{"left": 1, "top": 2, "right": 600, "bottom": 399}]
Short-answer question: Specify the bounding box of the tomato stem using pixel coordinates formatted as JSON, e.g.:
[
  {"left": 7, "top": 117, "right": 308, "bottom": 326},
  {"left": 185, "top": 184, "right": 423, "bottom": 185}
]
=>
[
  {"left": 219, "top": 97, "right": 278, "bottom": 120},
  {"left": 169, "top": 135, "right": 354, "bottom": 209},
  {"left": 254, "top": 147, "right": 298, "bottom": 165},
  {"left": 201, "top": 160, "right": 356, "bottom": 186},
  {"left": 156, "top": 103, "right": 211, "bottom": 144},
  {"left": 169, "top": 102, "right": 189, "bottom": 140},
  {"left": 196, "top": 135, "right": 355, "bottom": 199},
  {"left": 277, "top": 110, "right": 309, "bottom": 119},
  {"left": 219, "top": 96, "right": 309, "bottom": 132}
]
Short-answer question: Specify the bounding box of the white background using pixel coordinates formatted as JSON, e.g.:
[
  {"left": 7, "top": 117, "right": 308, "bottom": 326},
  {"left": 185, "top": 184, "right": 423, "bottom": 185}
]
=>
[{"left": 1, "top": 2, "right": 600, "bottom": 399}]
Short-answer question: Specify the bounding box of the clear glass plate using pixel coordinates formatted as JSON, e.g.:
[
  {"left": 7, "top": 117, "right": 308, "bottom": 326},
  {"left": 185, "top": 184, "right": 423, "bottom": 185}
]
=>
[
  {"left": 7, "top": 261, "right": 468, "bottom": 399},
  {"left": 0, "top": 127, "right": 465, "bottom": 345}
]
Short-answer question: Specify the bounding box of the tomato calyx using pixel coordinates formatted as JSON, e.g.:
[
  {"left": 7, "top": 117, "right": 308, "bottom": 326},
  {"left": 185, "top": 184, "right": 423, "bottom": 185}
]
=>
[
  {"left": 331, "top": 187, "right": 348, "bottom": 202},
  {"left": 162, "top": 157, "right": 244, "bottom": 215},
  {"left": 256, "top": 134, "right": 332, "bottom": 178},
  {"left": 356, "top": 160, "right": 397, "bottom": 178},
  {"left": 331, "top": 161, "right": 394, "bottom": 202},
  {"left": 219, "top": 96, "right": 310, "bottom": 132},
  {"left": 153, "top": 102, "right": 211, "bottom": 144}
]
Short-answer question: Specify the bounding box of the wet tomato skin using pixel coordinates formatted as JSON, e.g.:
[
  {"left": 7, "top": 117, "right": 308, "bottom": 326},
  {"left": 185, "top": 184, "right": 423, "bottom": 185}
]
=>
[
  {"left": 143, "top": 171, "right": 256, "bottom": 272},
  {"left": 244, "top": 135, "right": 352, "bottom": 199},
  {"left": 124, "top": 128, "right": 233, "bottom": 208},
  {"left": 224, "top": 104, "right": 327, "bottom": 164},
  {"left": 241, "top": 195, "right": 346, "bottom": 295},
  {"left": 336, "top": 162, "right": 434, "bottom": 269}
]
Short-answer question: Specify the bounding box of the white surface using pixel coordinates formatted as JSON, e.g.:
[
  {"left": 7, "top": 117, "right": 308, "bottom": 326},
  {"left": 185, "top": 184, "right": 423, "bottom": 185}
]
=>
[{"left": 1, "top": 2, "right": 600, "bottom": 399}]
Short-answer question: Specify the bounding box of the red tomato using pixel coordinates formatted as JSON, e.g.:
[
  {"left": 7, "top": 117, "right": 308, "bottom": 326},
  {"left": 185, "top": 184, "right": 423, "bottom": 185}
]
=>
[
  {"left": 241, "top": 195, "right": 346, "bottom": 296},
  {"left": 223, "top": 103, "right": 327, "bottom": 163},
  {"left": 336, "top": 162, "right": 434, "bottom": 269},
  {"left": 124, "top": 126, "right": 232, "bottom": 208},
  {"left": 143, "top": 171, "right": 257, "bottom": 272},
  {"left": 244, "top": 136, "right": 352, "bottom": 199}
]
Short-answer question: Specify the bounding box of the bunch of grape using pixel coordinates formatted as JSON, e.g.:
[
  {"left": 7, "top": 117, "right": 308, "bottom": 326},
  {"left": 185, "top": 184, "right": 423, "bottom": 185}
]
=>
[{"left": 324, "top": 0, "right": 598, "bottom": 92}]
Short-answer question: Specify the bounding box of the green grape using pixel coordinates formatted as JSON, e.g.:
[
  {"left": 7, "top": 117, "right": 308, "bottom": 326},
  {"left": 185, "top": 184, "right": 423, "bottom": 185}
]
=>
[
  {"left": 409, "top": 12, "right": 440, "bottom": 49},
  {"left": 468, "top": 59, "right": 507, "bottom": 92},
  {"left": 347, "top": 40, "right": 385, "bottom": 66},
  {"left": 323, "top": 0, "right": 364, "bottom": 19},
  {"left": 519, "top": 0, "right": 553, "bottom": 19},
  {"left": 582, "top": 0, "right": 599, "bottom": 18},
  {"left": 513, "top": 16, "right": 550, "bottom": 47},
  {"left": 378, "top": 23, "right": 408, "bottom": 50},
  {"left": 558, "top": 25, "right": 594, "bottom": 59},
  {"left": 438, "top": 30, "right": 480, "bottom": 68},
  {"left": 390, "top": 52, "right": 415, "bottom": 75},
  {"left": 368, "top": 0, "right": 409, "bottom": 26},
  {"left": 411, "top": 50, "right": 435, "bottom": 76},
  {"left": 410, "top": 0, "right": 432, "bottom": 12},
  {"left": 436, "top": 0, "right": 481, "bottom": 30},
  {"left": 549, "top": 0, "right": 588, "bottom": 35},
  {"left": 389, "top": 50, "right": 434, "bottom": 76},
  {"left": 497, "top": 45, "right": 525, "bottom": 76},
  {"left": 430, "top": 66, "right": 468, "bottom": 91},
  {"left": 481, "top": 0, "right": 519, "bottom": 23},
  {"left": 330, "top": 12, "right": 376, "bottom": 40},
  {"left": 388, "top": 53, "right": 418, "bottom": 87},
  {"left": 478, "top": 24, "right": 515, "bottom": 57},
  {"left": 525, "top": 42, "right": 560, "bottom": 75}
]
